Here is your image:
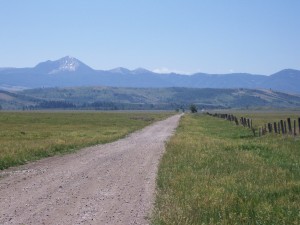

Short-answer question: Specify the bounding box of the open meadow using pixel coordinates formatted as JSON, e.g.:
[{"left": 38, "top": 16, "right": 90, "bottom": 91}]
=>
[
  {"left": 0, "top": 111, "right": 172, "bottom": 170},
  {"left": 152, "top": 112, "right": 300, "bottom": 225}
]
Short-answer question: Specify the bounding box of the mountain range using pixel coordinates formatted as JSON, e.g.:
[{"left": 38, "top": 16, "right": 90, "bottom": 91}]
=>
[{"left": 0, "top": 56, "right": 300, "bottom": 93}]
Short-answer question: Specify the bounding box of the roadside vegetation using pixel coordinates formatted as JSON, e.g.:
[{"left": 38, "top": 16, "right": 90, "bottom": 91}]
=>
[
  {"left": 0, "top": 111, "right": 172, "bottom": 170},
  {"left": 152, "top": 113, "right": 300, "bottom": 225}
]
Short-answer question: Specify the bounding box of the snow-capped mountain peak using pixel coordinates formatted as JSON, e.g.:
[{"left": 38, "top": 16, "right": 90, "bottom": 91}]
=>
[
  {"left": 34, "top": 56, "right": 93, "bottom": 74},
  {"left": 49, "top": 56, "right": 80, "bottom": 74}
]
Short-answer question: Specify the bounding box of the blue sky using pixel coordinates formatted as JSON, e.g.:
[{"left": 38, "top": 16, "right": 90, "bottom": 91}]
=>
[{"left": 0, "top": 0, "right": 299, "bottom": 74}]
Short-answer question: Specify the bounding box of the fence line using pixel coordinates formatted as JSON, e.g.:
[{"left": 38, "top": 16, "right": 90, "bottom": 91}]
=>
[{"left": 206, "top": 112, "right": 300, "bottom": 137}]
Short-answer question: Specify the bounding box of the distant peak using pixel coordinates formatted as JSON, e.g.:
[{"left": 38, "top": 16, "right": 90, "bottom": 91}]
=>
[
  {"left": 132, "top": 68, "right": 152, "bottom": 73},
  {"left": 52, "top": 56, "right": 81, "bottom": 73},
  {"left": 279, "top": 69, "right": 299, "bottom": 73},
  {"left": 271, "top": 68, "right": 300, "bottom": 77},
  {"left": 34, "top": 56, "right": 93, "bottom": 74},
  {"left": 58, "top": 56, "right": 80, "bottom": 64},
  {"left": 109, "top": 67, "right": 131, "bottom": 74},
  {"left": 60, "top": 55, "right": 76, "bottom": 61}
]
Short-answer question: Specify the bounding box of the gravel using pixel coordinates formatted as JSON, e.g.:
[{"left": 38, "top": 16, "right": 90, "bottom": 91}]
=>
[{"left": 0, "top": 114, "right": 181, "bottom": 225}]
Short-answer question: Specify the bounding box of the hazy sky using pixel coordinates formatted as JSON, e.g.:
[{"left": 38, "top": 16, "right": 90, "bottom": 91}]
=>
[{"left": 0, "top": 0, "right": 299, "bottom": 74}]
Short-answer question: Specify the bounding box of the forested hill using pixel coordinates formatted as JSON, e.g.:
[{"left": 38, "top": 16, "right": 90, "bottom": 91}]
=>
[{"left": 1, "top": 87, "right": 300, "bottom": 110}]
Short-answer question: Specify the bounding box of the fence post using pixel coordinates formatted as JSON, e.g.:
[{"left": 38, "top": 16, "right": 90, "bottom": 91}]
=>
[
  {"left": 268, "top": 123, "right": 273, "bottom": 133},
  {"left": 252, "top": 128, "right": 256, "bottom": 136},
  {"left": 274, "top": 122, "right": 277, "bottom": 133},
  {"left": 235, "top": 117, "right": 239, "bottom": 126},
  {"left": 287, "top": 118, "right": 292, "bottom": 134},
  {"left": 264, "top": 124, "right": 267, "bottom": 133},
  {"left": 280, "top": 120, "right": 284, "bottom": 134},
  {"left": 259, "top": 127, "right": 262, "bottom": 137},
  {"left": 294, "top": 120, "right": 297, "bottom": 136},
  {"left": 271, "top": 122, "right": 274, "bottom": 133},
  {"left": 298, "top": 117, "right": 300, "bottom": 134},
  {"left": 284, "top": 121, "right": 287, "bottom": 134}
]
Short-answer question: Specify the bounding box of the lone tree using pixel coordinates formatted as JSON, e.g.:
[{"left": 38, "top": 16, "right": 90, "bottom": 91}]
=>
[{"left": 190, "top": 104, "right": 198, "bottom": 113}]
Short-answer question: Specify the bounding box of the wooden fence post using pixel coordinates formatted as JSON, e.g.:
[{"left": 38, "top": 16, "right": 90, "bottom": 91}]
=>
[
  {"left": 268, "top": 123, "right": 273, "bottom": 133},
  {"left": 270, "top": 123, "right": 273, "bottom": 133},
  {"left": 287, "top": 118, "right": 292, "bottom": 134},
  {"left": 280, "top": 120, "right": 284, "bottom": 134},
  {"left": 294, "top": 120, "right": 297, "bottom": 136},
  {"left": 259, "top": 127, "right": 262, "bottom": 137},
  {"left": 252, "top": 128, "right": 256, "bottom": 136},
  {"left": 264, "top": 124, "right": 267, "bottom": 133},
  {"left": 284, "top": 121, "right": 287, "bottom": 134},
  {"left": 274, "top": 122, "right": 277, "bottom": 133},
  {"left": 235, "top": 117, "right": 239, "bottom": 126}
]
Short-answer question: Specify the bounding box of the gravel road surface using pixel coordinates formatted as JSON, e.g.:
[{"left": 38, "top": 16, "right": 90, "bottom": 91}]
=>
[{"left": 0, "top": 114, "right": 181, "bottom": 225}]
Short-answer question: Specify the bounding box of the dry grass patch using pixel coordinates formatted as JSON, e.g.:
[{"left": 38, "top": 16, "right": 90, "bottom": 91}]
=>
[{"left": 0, "top": 111, "right": 172, "bottom": 169}]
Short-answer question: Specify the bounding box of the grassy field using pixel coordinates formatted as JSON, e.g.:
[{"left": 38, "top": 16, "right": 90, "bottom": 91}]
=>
[
  {"left": 152, "top": 113, "right": 300, "bottom": 225},
  {"left": 0, "top": 111, "right": 172, "bottom": 170}
]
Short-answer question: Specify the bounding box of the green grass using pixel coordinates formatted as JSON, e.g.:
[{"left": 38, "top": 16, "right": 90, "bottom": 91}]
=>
[
  {"left": 0, "top": 111, "right": 172, "bottom": 170},
  {"left": 152, "top": 113, "right": 300, "bottom": 225}
]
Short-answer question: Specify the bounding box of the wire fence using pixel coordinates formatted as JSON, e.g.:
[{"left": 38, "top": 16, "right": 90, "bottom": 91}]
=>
[{"left": 206, "top": 112, "right": 300, "bottom": 137}]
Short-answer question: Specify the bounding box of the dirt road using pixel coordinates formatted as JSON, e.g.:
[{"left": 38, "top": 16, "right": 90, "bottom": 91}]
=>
[{"left": 0, "top": 114, "right": 181, "bottom": 225}]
